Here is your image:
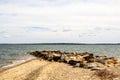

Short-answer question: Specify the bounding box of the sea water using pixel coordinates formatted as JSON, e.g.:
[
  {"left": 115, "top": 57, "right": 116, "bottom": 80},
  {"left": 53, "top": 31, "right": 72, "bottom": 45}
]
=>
[{"left": 0, "top": 44, "right": 120, "bottom": 69}]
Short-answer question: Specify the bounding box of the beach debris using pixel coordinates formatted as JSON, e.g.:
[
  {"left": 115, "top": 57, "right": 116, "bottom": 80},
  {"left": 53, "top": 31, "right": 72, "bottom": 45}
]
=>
[
  {"left": 91, "top": 69, "right": 119, "bottom": 80},
  {"left": 28, "top": 50, "right": 118, "bottom": 69}
]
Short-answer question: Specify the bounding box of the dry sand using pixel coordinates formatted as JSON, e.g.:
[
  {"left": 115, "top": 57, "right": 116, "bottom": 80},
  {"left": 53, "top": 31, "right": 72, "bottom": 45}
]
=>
[{"left": 0, "top": 58, "right": 120, "bottom": 80}]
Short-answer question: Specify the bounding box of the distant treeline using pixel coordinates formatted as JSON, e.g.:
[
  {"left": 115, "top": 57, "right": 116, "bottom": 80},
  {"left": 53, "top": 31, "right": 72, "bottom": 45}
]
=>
[{"left": 0, "top": 43, "right": 120, "bottom": 45}]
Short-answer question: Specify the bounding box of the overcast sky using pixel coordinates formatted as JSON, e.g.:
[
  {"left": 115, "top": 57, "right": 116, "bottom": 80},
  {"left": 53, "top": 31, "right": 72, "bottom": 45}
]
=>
[{"left": 0, "top": 0, "right": 120, "bottom": 43}]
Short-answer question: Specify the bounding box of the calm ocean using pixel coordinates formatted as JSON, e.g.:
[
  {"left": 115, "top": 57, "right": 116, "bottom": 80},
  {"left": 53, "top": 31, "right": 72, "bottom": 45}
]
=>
[{"left": 0, "top": 44, "right": 120, "bottom": 69}]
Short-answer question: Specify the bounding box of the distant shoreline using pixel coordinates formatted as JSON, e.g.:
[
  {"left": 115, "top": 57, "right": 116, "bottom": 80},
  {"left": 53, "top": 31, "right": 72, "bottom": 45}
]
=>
[{"left": 0, "top": 43, "right": 120, "bottom": 45}]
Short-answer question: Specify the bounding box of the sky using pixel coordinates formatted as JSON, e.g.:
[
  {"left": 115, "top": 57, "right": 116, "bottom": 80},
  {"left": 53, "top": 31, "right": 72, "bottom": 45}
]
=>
[{"left": 0, "top": 0, "right": 120, "bottom": 43}]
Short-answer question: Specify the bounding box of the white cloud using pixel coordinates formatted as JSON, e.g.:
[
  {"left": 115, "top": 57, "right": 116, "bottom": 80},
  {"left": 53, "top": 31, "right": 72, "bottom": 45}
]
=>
[{"left": 0, "top": 0, "right": 120, "bottom": 43}]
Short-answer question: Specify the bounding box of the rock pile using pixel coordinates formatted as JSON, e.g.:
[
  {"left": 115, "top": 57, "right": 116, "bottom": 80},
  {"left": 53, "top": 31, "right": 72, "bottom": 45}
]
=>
[{"left": 28, "top": 50, "right": 118, "bottom": 70}]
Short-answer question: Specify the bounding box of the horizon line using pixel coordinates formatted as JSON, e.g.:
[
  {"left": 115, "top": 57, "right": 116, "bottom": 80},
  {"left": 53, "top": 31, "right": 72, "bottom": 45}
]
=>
[{"left": 0, "top": 43, "right": 120, "bottom": 45}]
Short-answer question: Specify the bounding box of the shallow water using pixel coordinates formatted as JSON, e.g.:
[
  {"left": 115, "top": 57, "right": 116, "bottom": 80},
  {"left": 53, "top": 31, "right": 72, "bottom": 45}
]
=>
[{"left": 0, "top": 44, "right": 120, "bottom": 68}]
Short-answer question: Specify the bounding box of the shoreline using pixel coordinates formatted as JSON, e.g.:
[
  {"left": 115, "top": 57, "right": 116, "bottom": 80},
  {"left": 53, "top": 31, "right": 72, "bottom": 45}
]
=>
[
  {"left": 0, "top": 50, "right": 120, "bottom": 80},
  {"left": 1, "top": 55, "right": 119, "bottom": 73},
  {"left": 0, "top": 59, "right": 93, "bottom": 80},
  {"left": 0, "top": 58, "right": 50, "bottom": 80},
  {"left": 0, "top": 56, "right": 36, "bottom": 72},
  {"left": 0, "top": 58, "right": 120, "bottom": 80}
]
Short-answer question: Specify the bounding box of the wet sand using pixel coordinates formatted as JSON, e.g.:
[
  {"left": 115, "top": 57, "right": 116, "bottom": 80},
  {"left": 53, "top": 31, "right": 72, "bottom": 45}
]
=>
[{"left": 0, "top": 58, "right": 120, "bottom": 80}]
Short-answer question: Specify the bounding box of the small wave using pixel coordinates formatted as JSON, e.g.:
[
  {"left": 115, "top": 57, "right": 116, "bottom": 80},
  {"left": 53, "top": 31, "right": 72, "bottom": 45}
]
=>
[{"left": 0, "top": 56, "right": 36, "bottom": 71}]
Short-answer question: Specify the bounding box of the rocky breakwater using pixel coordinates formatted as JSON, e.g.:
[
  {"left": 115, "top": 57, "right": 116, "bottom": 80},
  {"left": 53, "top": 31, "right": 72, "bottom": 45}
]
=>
[{"left": 28, "top": 50, "right": 119, "bottom": 70}]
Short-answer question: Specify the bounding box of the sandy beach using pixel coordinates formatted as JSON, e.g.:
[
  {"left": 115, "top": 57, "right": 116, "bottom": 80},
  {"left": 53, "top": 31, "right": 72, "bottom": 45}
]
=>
[{"left": 0, "top": 58, "right": 120, "bottom": 80}]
